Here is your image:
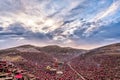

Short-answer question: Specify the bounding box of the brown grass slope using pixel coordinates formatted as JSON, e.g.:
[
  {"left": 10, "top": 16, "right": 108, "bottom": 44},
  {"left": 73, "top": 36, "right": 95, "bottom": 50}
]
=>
[
  {"left": 37, "top": 45, "right": 87, "bottom": 61},
  {"left": 0, "top": 44, "right": 87, "bottom": 63},
  {"left": 0, "top": 45, "right": 54, "bottom": 64}
]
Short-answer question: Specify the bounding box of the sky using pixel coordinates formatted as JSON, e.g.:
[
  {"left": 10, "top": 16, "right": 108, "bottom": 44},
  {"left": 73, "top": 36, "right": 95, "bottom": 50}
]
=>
[{"left": 0, "top": 0, "right": 120, "bottom": 49}]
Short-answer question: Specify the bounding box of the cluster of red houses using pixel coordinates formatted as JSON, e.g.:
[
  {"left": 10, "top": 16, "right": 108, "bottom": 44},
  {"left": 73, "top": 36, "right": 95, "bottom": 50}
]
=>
[
  {"left": 71, "top": 55, "right": 120, "bottom": 80},
  {"left": 16, "top": 60, "right": 83, "bottom": 80},
  {"left": 0, "top": 60, "right": 37, "bottom": 80}
]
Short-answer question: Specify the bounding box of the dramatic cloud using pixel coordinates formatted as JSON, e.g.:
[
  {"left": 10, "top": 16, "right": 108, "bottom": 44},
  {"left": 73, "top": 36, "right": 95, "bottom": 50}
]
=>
[
  {"left": 91, "top": 0, "right": 120, "bottom": 21},
  {"left": 0, "top": 0, "right": 120, "bottom": 49},
  {"left": 84, "top": 0, "right": 120, "bottom": 35}
]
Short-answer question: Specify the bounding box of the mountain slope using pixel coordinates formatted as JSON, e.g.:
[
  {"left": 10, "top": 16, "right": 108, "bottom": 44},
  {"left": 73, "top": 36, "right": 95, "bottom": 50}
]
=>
[
  {"left": 0, "top": 44, "right": 87, "bottom": 79},
  {"left": 70, "top": 43, "right": 120, "bottom": 80},
  {"left": 0, "top": 44, "right": 86, "bottom": 62},
  {"left": 0, "top": 43, "right": 120, "bottom": 79},
  {"left": 37, "top": 45, "right": 87, "bottom": 61},
  {"left": 0, "top": 45, "right": 54, "bottom": 64}
]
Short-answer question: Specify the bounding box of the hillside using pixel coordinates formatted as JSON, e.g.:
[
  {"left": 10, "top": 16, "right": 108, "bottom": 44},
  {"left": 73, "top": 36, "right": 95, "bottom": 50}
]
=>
[
  {"left": 0, "top": 44, "right": 87, "bottom": 80},
  {"left": 0, "top": 45, "right": 54, "bottom": 63},
  {"left": 0, "top": 44, "right": 86, "bottom": 62},
  {"left": 0, "top": 45, "right": 55, "bottom": 80},
  {"left": 70, "top": 43, "right": 120, "bottom": 80},
  {"left": 37, "top": 45, "right": 86, "bottom": 61},
  {"left": 0, "top": 43, "right": 120, "bottom": 79}
]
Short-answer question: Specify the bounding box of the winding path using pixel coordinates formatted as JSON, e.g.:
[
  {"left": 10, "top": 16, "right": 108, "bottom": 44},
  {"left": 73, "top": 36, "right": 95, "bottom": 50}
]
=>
[{"left": 67, "top": 62, "right": 86, "bottom": 80}]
